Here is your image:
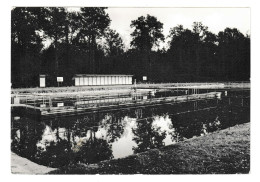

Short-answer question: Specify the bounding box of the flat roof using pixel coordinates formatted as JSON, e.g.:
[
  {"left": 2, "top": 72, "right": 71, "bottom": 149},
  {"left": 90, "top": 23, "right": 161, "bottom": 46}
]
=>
[{"left": 74, "top": 74, "right": 133, "bottom": 77}]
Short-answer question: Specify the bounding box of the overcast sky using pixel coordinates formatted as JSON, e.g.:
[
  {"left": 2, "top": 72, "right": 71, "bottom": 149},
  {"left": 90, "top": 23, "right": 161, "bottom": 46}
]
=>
[
  {"left": 67, "top": 7, "right": 251, "bottom": 50},
  {"left": 105, "top": 7, "right": 250, "bottom": 49}
]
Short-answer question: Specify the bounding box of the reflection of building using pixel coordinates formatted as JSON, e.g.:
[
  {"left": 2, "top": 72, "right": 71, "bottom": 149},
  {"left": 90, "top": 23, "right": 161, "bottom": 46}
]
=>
[{"left": 74, "top": 74, "right": 133, "bottom": 86}]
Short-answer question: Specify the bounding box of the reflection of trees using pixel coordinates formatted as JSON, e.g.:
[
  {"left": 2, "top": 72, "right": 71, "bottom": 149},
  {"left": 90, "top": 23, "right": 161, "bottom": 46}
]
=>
[
  {"left": 11, "top": 116, "right": 46, "bottom": 162},
  {"left": 214, "top": 100, "right": 250, "bottom": 129},
  {"left": 100, "top": 112, "right": 125, "bottom": 143},
  {"left": 34, "top": 127, "right": 112, "bottom": 167},
  {"left": 73, "top": 138, "right": 113, "bottom": 164},
  {"left": 169, "top": 113, "right": 204, "bottom": 141},
  {"left": 125, "top": 106, "right": 170, "bottom": 154},
  {"left": 169, "top": 109, "right": 221, "bottom": 142},
  {"left": 35, "top": 116, "right": 114, "bottom": 167},
  {"left": 36, "top": 139, "right": 72, "bottom": 167},
  {"left": 11, "top": 96, "right": 250, "bottom": 168},
  {"left": 34, "top": 112, "right": 116, "bottom": 167},
  {"left": 132, "top": 118, "right": 166, "bottom": 153}
]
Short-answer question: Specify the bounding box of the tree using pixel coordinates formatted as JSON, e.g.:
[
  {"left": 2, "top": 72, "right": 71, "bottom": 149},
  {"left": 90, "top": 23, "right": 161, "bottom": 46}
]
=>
[
  {"left": 42, "top": 7, "right": 67, "bottom": 78},
  {"left": 200, "top": 30, "right": 218, "bottom": 78},
  {"left": 217, "top": 28, "right": 250, "bottom": 80},
  {"left": 77, "top": 7, "right": 111, "bottom": 73},
  {"left": 168, "top": 25, "right": 195, "bottom": 74},
  {"left": 103, "top": 29, "right": 125, "bottom": 73},
  {"left": 167, "top": 22, "right": 218, "bottom": 81},
  {"left": 130, "top": 14, "right": 164, "bottom": 51},
  {"left": 130, "top": 14, "right": 164, "bottom": 80},
  {"left": 192, "top": 22, "right": 209, "bottom": 79},
  {"left": 11, "top": 7, "right": 250, "bottom": 87},
  {"left": 104, "top": 29, "right": 124, "bottom": 56},
  {"left": 11, "top": 7, "right": 45, "bottom": 87}
]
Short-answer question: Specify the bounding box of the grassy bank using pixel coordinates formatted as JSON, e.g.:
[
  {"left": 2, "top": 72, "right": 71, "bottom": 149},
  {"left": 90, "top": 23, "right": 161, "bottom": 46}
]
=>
[{"left": 49, "top": 122, "right": 250, "bottom": 174}]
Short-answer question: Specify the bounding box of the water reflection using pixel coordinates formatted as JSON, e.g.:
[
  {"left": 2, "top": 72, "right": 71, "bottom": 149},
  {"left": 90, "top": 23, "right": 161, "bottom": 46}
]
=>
[
  {"left": 11, "top": 92, "right": 250, "bottom": 168},
  {"left": 132, "top": 117, "right": 167, "bottom": 153}
]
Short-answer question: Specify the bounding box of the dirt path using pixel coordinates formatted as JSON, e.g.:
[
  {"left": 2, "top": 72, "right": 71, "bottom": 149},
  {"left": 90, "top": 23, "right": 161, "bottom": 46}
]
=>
[{"left": 11, "top": 152, "right": 56, "bottom": 174}]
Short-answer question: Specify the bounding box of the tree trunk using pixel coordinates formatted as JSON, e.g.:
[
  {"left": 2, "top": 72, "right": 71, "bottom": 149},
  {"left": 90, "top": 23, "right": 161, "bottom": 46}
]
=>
[
  {"left": 54, "top": 35, "right": 59, "bottom": 78},
  {"left": 91, "top": 35, "right": 96, "bottom": 74},
  {"left": 65, "top": 24, "right": 70, "bottom": 77},
  {"left": 195, "top": 47, "right": 200, "bottom": 80}
]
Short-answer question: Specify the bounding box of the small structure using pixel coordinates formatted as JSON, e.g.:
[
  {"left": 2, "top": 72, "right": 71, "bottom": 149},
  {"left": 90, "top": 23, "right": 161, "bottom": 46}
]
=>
[
  {"left": 74, "top": 74, "right": 133, "bottom": 86},
  {"left": 39, "top": 75, "right": 46, "bottom": 88},
  {"left": 57, "top": 77, "right": 63, "bottom": 87}
]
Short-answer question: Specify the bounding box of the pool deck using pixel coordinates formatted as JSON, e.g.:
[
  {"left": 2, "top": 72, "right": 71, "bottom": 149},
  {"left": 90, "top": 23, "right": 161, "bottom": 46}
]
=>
[
  {"left": 11, "top": 92, "right": 222, "bottom": 119},
  {"left": 11, "top": 82, "right": 250, "bottom": 95}
]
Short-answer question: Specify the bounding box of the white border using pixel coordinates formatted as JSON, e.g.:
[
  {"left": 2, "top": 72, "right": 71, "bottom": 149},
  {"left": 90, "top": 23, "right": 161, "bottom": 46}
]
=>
[{"left": 1, "top": 0, "right": 259, "bottom": 181}]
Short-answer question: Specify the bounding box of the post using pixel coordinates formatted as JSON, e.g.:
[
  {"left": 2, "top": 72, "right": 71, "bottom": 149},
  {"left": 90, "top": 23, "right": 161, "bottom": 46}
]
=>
[
  {"left": 177, "top": 82, "right": 178, "bottom": 96},
  {"left": 49, "top": 96, "right": 52, "bottom": 109},
  {"left": 39, "top": 75, "right": 46, "bottom": 88}
]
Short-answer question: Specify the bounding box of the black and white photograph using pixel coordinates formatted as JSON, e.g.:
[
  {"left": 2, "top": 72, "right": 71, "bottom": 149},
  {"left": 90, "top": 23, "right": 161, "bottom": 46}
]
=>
[{"left": 6, "top": 0, "right": 256, "bottom": 176}]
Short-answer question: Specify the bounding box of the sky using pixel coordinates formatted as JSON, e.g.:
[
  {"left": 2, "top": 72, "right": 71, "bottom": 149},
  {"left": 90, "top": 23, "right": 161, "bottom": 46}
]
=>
[
  {"left": 105, "top": 7, "right": 250, "bottom": 49},
  {"left": 67, "top": 7, "right": 250, "bottom": 50}
]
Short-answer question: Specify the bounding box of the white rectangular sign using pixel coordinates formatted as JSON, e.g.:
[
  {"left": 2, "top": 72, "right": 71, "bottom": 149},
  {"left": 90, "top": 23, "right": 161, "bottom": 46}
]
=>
[
  {"left": 57, "top": 77, "right": 63, "bottom": 82},
  {"left": 57, "top": 103, "right": 64, "bottom": 107},
  {"left": 40, "top": 77, "right": 45, "bottom": 87},
  {"left": 143, "top": 76, "right": 147, "bottom": 81}
]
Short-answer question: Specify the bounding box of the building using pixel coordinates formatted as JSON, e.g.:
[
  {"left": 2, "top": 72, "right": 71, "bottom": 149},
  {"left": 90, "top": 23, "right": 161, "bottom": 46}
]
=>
[{"left": 74, "top": 74, "right": 133, "bottom": 86}]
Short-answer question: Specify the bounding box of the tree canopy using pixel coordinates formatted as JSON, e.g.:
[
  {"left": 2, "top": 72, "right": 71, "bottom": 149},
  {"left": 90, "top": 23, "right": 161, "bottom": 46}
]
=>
[
  {"left": 11, "top": 7, "right": 250, "bottom": 88},
  {"left": 130, "top": 14, "right": 164, "bottom": 51}
]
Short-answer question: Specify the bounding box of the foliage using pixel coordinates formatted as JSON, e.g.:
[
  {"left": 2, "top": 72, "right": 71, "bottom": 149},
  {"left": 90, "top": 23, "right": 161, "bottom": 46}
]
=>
[
  {"left": 130, "top": 14, "right": 164, "bottom": 51},
  {"left": 11, "top": 7, "right": 250, "bottom": 88}
]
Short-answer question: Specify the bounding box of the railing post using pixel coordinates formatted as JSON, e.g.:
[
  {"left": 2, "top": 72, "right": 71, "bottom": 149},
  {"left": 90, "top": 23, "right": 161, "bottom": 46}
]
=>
[
  {"left": 49, "top": 96, "right": 52, "bottom": 109},
  {"left": 34, "top": 95, "right": 35, "bottom": 109}
]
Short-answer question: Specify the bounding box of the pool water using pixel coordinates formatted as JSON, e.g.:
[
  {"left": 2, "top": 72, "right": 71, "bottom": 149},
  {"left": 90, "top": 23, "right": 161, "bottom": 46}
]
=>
[{"left": 11, "top": 89, "right": 250, "bottom": 168}]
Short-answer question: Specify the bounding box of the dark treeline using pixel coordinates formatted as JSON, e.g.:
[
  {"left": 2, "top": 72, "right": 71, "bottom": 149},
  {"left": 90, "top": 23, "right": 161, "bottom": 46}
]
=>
[{"left": 11, "top": 7, "right": 250, "bottom": 88}]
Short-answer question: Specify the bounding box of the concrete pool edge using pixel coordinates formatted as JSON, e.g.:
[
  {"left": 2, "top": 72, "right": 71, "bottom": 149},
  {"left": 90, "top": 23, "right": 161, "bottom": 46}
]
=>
[{"left": 11, "top": 152, "right": 57, "bottom": 175}]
